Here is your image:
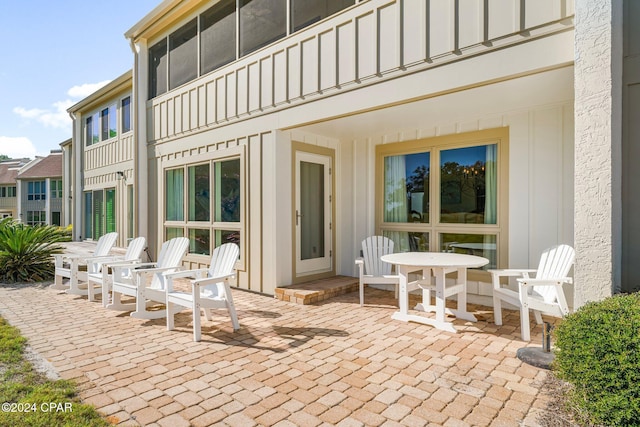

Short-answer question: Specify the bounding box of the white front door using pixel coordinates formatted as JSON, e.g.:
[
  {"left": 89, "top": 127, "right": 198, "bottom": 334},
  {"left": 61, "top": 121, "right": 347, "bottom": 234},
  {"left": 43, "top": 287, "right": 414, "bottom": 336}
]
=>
[{"left": 295, "top": 151, "right": 332, "bottom": 277}]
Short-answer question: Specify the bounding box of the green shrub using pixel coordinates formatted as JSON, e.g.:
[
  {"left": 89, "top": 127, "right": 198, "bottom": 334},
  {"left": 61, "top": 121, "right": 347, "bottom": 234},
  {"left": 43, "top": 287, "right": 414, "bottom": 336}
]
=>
[
  {"left": 553, "top": 293, "right": 640, "bottom": 426},
  {"left": 0, "top": 218, "right": 70, "bottom": 283}
]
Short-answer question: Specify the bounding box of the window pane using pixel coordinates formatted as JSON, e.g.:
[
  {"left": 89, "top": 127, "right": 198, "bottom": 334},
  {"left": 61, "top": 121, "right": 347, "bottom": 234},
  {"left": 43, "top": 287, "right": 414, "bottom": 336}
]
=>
[
  {"left": 169, "top": 19, "right": 198, "bottom": 90},
  {"left": 52, "top": 212, "right": 61, "bottom": 226},
  {"left": 166, "top": 227, "right": 184, "bottom": 240},
  {"left": 384, "top": 152, "right": 430, "bottom": 224},
  {"left": 109, "top": 104, "right": 117, "bottom": 138},
  {"left": 215, "top": 229, "right": 241, "bottom": 251},
  {"left": 201, "top": 0, "right": 237, "bottom": 75},
  {"left": 441, "top": 233, "right": 497, "bottom": 269},
  {"left": 105, "top": 188, "right": 116, "bottom": 233},
  {"left": 165, "top": 169, "right": 184, "bottom": 221},
  {"left": 189, "top": 164, "right": 210, "bottom": 221},
  {"left": 149, "top": 39, "right": 168, "bottom": 98},
  {"left": 122, "top": 97, "right": 131, "bottom": 133},
  {"left": 215, "top": 159, "right": 241, "bottom": 222},
  {"left": 84, "top": 192, "right": 92, "bottom": 239},
  {"left": 291, "top": 0, "right": 354, "bottom": 32},
  {"left": 440, "top": 144, "right": 497, "bottom": 224},
  {"left": 240, "top": 0, "right": 286, "bottom": 56},
  {"left": 92, "top": 113, "right": 100, "bottom": 144},
  {"left": 85, "top": 116, "right": 93, "bottom": 146},
  {"left": 189, "top": 228, "right": 210, "bottom": 255},
  {"left": 101, "top": 108, "right": 109, "bottom": 140},
  {"left": 93, "top": 190, "right": 104, "bottom": 238},
  {"left": 382, "top": 230, "right": 429, "bottom": 252}
]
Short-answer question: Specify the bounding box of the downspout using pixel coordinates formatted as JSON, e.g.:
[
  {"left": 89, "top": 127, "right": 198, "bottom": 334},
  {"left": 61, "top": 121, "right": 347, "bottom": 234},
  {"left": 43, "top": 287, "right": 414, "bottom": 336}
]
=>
[
  {"left": 68, "top": 110, "right": 83, "bottom": 241},
  {"left": 128, "top": 36, "right": 150, "bottom": 249}
]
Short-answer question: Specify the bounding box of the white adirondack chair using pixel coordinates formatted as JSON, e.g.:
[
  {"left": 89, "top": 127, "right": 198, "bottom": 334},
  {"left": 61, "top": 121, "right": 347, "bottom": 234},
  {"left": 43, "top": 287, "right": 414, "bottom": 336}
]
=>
[
  {"left": 165, "top": 243, "right": 240, "bottom": 341},
  {"left": 489, "top": 244, "right": 575, "bottom": 341},
  {"left": 52, "top": 232, "right": 118, "bottom": 295},
  {"left": 86, "top": 237, "right": 146, "bottom": 306},
  {"left": 355, "top": 236, "right": 400, "bottom": 307},
  {"left": 107, "top": 237, "right": 189, "bottom": 319}
]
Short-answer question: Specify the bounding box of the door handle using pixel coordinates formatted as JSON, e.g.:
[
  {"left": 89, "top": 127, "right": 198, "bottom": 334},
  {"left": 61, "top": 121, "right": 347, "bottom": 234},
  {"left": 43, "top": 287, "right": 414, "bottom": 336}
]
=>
[{"left": 296, "top": 210, "right": 303, "bottom": 225}]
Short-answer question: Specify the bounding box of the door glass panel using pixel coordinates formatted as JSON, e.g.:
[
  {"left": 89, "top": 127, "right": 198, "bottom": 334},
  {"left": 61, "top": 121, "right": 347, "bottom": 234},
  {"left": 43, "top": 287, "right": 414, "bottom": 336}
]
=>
[
  {"left": 440, "top": 144, "right": 497, "bottom": 224},
  {"left": 384, "top": 152, "right": 430, "bottom": 224},
  {"left": 441, "top": 233, "right": 497, "bottom": 269},
  {"left": 300, "top": 161, "right": 324, "bottom": 260}
]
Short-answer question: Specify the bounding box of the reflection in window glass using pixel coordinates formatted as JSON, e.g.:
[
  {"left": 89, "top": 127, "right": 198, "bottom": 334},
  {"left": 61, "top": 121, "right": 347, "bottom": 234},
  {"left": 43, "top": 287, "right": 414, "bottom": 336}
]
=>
[
  {"left": 166, "top": 169, "right": 184, "bottom": 221},
  {"left": 215, "top": 159, "right": 241, "bottom": 222},
  {"left": 169, "top": 19, "right": 198, "bottom": 90},
  {"left": 240, "top": 0, "right": 286, "bottom": 56},
  {"left": 201, "top": 0, "right": 237, "bottom": 75},
  {"left": 440, "top": 144, "right": 497, "bottom": 224},
  {"left": 441, "top": 233, "right": 497, "bottom": 269},
  {"left": 85, "top": 116, "right": 93, "bottom": 146},
  {"left": 105, "top": 189, "right": 116, "bottom": 233},
  {"left": 215, "top": 229, "right": 241, "bottom": 250},
  {"left": 291, "top": 0, "right": 354, "bottom": 32},
  {"left": 149, "top": 39, "right": 168, "bottom": 98},
  {"left": 101, "top": 108, "right": 109, "bottom": 141},
  {"left": 92, "top": 113, "right": 100, "bottom": 144},
  {"left": 382, "top": 231, "right": 429, "bottom": 252},
  {"left": 383, "top": 152, "right": 430, "bottom": 224},
  {"left": 189, "top": 164, "right": 210, "bottom": 221},
  {"left": 93, "top": 190, "right": 104, "bottom": 239},
  {"left": 189, "top": 229, "right": 210, "bottom": 255}
]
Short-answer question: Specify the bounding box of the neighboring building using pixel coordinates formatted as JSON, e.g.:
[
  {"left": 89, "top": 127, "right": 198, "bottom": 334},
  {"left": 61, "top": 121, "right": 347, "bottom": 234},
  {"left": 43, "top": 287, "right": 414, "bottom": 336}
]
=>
[
  {"left": 67, "top": 71, "right": 134, "bottom": 248},
  {"left": 0, "top": 158, "right": 29, "bottom": 219},
  {"left": 16, "top": 150, "right": 64, "bottom": 226},
  {"left": 66, "top": 0, "right": 638, "bottom": 307}
]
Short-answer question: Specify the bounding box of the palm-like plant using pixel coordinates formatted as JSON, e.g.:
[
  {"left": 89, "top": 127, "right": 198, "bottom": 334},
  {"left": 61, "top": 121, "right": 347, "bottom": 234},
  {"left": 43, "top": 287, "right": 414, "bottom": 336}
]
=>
[{"left": 0, "top": 218, "right": 71, "bottom": 283}]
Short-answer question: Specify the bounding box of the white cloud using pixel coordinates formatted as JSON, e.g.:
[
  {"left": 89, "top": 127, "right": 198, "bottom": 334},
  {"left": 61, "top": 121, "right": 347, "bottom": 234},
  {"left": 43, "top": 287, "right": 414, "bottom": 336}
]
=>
[
  {"left": 67, "top": 80, "right": 111, "bottom": 98},
  {"left": 0, "top": 136, "right": 38, "bottom": 159},
  {"left": 13, "top": 99, "right": 74, "bottom": 130}
]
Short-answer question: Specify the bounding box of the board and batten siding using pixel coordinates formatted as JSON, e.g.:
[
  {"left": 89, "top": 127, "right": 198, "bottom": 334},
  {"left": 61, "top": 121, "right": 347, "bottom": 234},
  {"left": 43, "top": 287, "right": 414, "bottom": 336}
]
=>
[{"left": 147, "top": 0, "right": 574, "bottom": 144}]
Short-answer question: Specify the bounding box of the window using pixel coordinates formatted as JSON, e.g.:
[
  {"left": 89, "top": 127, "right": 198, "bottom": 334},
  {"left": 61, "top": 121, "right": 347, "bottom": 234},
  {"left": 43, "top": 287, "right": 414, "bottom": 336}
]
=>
[
  {"left": 200, "top": 0, "right": 236, "bottom": 75},
  {"left": 26, "top": 211, "right": 46, "bottom": 226},
  {"left": 51, "top": 212, "right": 61, "bottom": 226},
  {"left": 92, "top": 113, "right": 99, "bottom": 144},
  {"left": 148, "top": 0, "right": 351, "bottom": 99},
  {"left": 291, "top": 0, "right": 354, "bottom": 32},
  {"left": 83, "top": 189, "right": 116, "bottom": 240},
  {"left": 100, "top": 105, "right": 117, "bottom": 140},
  {"left": 240, "top": 0, "right": 287, "bottom": 56},
  {"left": 85, "top": 116, "right": 93, "bottom": 146},
  {"left": 0, "top": 186, "right": 16, "bottom": 198},
  {"left": 27, "top": 181, "right": 46, "bottom": 200},
  {"left": 84, "top": 192, "right": 92, "bottom": 239},
  {"left": 169, "top": 19, "right": 198, "bottom": 90},
  {"left": 164, "top": 158, "right": 241, "bottom": 257},
  {"left": 376, "top": 130, "right": 508, "bottom": 271},
  {"left": 149, "top": 39, "right": 168, "bottom": 98},
  {"left": 122, "top": 97, "right": 131, "bottom": 133},
  {"left": 50, "top": 180, "right": 62, "bottom": 199}
]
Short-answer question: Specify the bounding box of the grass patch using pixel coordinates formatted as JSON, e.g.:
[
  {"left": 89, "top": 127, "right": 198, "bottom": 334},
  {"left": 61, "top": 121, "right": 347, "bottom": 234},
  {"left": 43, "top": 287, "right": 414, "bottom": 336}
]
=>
[{"left": 0, "top": 316, "right": 111, "bottom": 427}]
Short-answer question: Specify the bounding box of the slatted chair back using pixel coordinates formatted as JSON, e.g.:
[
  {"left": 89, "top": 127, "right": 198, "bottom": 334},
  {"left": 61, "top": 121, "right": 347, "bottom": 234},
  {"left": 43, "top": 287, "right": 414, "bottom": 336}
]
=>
[
  {"left": 362, "top": 236, "right": 394, "bottom": 277},
  {"left": 149, "top": 237, "right": 189, "bottom": 290},
  {"left": 95, "top": 232, "right": 118, "bottom": 256},
  {"left": 203, "top": 243, "right": 239, "bottom": 297},
  {"left": 533, "top": 244, "right": 575, "bottom": 304}
]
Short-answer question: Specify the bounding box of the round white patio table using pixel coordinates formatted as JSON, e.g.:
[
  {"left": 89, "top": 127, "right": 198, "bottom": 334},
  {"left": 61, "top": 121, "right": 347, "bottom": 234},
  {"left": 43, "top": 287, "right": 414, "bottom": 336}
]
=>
[{"left": 380, "top": 252, "right": 489, "bottom": 333}]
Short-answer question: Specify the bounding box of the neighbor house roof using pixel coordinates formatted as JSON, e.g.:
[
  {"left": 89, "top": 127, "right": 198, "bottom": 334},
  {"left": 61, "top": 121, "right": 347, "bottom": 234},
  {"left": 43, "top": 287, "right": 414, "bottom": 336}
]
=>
[
  {"left": 0, "top": 159, "right": 30, "bottom": 184},
  {"left": 17, "top": 151, "right": 62, "bottom": 179}
]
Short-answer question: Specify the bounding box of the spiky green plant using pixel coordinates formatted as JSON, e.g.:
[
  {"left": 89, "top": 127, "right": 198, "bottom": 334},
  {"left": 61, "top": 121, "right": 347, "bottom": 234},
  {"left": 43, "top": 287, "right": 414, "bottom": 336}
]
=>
[{"left": 0, "top": 218, "right": 71, "bottom": 283}]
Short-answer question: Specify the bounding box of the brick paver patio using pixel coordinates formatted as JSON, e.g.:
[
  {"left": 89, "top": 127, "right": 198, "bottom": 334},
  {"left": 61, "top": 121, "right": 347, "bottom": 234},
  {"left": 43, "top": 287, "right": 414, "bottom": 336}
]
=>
[{"left": 0, "top": 277, "right": 556, "bottom": 426}]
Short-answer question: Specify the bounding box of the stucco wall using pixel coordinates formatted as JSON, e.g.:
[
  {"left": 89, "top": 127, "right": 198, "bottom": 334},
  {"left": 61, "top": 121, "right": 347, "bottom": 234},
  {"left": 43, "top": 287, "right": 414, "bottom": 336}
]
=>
[{"left": 574, "top": 0, "right": 623, "bottom": 305}]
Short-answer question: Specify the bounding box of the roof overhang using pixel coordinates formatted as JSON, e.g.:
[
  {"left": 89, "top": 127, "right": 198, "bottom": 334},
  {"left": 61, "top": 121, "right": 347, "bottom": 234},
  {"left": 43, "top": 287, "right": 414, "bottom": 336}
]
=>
[
  {"left": 67, "top": 70, "right": 132, "bottom": 115},
  {"left": 124, "top": 0, "right": 204, "bottom": 43}
]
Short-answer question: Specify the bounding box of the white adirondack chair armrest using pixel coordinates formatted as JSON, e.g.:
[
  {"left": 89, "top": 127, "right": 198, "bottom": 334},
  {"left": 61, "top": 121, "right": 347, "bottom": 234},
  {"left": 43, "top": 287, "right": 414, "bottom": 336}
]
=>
[
  {"left": 103, "top": 258, "right": 142, "bottom": 267},
  {"left": 164, "top": 268, "right": 209, "bottom": 292},
  {"left": 132, "top": 266, "right": 184, "bottom": 277},
  {"left": 488, "top": 269, "right": 537, "bottom": 277},
  {"left": 192, "top": 272, "right": 235, "bottom": 289},
  {"left": 164, "top": 268, "right": 209, "bottom": 280},
  {"left": 517, "top": 277, "right": 573, "bottom": 287}
]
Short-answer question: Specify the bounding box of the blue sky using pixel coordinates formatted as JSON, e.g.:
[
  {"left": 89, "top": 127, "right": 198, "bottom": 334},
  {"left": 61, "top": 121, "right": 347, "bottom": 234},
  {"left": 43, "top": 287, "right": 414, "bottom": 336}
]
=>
[{"left": 0, "top": 0, "right": 161, "bottom": 159}]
